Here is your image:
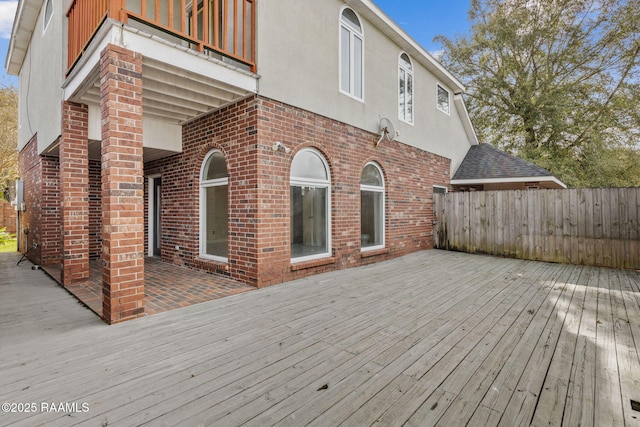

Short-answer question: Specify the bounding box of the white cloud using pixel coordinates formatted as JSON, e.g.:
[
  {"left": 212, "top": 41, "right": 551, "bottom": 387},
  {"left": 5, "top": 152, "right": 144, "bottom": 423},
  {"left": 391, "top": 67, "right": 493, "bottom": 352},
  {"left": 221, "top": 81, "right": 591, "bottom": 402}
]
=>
[{"left": 0, "top": 1, "right": 18, "bottom": 39}]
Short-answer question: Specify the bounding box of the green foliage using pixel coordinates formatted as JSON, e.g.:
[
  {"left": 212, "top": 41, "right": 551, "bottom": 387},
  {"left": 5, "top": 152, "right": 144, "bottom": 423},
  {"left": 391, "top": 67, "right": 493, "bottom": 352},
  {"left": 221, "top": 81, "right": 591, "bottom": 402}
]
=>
[
  {"left": 436, "top": 0, "right": 640, "bottom": 187},
  {"left": 0, "top": 83, "right": 19, "bottom": 196},
  {"left": 0, "top": 227, "right": 12, "bottom": 245},
  {"left": 0, "top": 227, "right": 17, "bottom": 253}
]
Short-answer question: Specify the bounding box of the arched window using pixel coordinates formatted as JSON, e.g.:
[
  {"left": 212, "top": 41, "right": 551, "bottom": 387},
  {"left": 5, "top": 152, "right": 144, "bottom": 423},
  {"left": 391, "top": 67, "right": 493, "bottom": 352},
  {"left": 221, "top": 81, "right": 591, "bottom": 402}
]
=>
[
  {"left": 290, "top": 149, "right": 331, "bottom": 261},
  {"left": 360, "top": 162, "right": 385, "bottom": 250},
  {"left": 200, "top": 150, "right": 229, "bottom": 261},
  {"left": 339, "top": 7, "right": 364, "bottom": 100},
  {"left": 43, "top": 0, "right": 54, "bottom": 33},
  {"left": 399, "top": 53, "right": 414, "bottom": 124}
]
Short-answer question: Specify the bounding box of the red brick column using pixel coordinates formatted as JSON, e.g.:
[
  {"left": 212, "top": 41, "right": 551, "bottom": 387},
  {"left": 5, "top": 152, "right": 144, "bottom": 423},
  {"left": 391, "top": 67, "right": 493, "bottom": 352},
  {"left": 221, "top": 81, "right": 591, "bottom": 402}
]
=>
[
  {"left": 60, "top": 101, "right": 89, "bottom": 284},
  {"left": 100, "top": 44, "right": 145, "bottom": 324}
]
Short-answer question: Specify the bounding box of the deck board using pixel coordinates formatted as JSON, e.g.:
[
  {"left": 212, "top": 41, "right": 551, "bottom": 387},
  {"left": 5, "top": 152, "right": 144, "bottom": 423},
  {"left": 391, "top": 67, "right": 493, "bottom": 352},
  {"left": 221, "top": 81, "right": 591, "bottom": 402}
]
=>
[{"left": 1, "top": 250, "right": 639, "bottom": 426}]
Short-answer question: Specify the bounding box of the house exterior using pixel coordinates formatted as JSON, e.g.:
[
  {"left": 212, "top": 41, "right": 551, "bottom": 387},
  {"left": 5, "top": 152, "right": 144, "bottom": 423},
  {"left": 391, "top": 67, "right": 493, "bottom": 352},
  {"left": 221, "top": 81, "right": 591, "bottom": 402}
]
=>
[
  {"left": 5, "top": 0, "right": 479, "bottom": 323},
  {"left": 451, "top": 143, "right": 566, "bottom": 191}
]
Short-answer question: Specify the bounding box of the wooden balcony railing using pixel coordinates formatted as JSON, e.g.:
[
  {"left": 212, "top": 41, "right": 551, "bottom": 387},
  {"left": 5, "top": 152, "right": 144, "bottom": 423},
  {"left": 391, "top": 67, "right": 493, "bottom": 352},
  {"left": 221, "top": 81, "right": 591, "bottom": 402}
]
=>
[{"left": 67, "top": 0, "right": 255, "bottom": 72}]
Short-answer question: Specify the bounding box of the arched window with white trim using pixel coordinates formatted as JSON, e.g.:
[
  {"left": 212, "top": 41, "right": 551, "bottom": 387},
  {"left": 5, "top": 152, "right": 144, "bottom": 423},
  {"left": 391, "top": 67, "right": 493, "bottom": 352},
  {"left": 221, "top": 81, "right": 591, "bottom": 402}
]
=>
[
  {"left": 339, "top": 7, "right": 364, "bottom": 100},
  {"left": 399, "top": 53, "right": 414, "bottom": 124},
  {"left": 290, "top": 149, "right": 331, "bottom": 261},
  {"left": 200, "top": 150, "right": 229, "bottom": 261},
  {"left": 360, "top": 162, "right": 385, "bottom": 250}
]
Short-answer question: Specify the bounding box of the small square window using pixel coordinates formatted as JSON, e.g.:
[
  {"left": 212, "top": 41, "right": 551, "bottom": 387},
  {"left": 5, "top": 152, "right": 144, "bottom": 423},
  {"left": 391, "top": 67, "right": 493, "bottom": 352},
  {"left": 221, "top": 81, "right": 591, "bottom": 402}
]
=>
[{"left": 437, "top": 84, "right": 450, "bottom": 115}]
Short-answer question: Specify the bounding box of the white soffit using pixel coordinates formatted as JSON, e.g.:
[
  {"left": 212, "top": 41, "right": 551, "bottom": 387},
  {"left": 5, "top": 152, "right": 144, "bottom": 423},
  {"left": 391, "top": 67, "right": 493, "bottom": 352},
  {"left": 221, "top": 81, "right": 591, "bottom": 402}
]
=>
[
  {"left": 63, "top": 23, "right": 259, "bottom": 124},
  {"left": 5, "top": 0, "right": 43, "bottom": 75}
]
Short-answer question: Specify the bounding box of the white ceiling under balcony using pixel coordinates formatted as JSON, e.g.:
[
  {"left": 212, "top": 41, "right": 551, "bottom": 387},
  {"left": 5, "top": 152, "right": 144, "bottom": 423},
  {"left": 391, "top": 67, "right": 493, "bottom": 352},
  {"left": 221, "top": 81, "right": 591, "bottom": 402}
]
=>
[{"left": 63, "top": 23, "right": 259, "bottom": 125}]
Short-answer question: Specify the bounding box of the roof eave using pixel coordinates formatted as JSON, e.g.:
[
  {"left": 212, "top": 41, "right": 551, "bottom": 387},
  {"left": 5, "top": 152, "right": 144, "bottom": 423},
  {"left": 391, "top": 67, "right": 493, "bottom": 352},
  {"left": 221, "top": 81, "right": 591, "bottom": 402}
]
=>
[
  {"left": 5, "top": 0, "right": 43, "bottom": 76},
  {"left": 451, "top": 176, "right": 568, "bottom": 189},
  {"left": 345, "top": 0, "right": 466, "bottom": 94}
]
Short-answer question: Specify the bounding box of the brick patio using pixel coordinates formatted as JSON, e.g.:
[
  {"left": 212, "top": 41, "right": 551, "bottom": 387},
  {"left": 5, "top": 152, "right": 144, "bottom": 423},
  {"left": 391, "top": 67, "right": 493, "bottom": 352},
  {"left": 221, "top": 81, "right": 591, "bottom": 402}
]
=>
[{"left": 41, "top": 258, "right": 255, "bottom": 317}]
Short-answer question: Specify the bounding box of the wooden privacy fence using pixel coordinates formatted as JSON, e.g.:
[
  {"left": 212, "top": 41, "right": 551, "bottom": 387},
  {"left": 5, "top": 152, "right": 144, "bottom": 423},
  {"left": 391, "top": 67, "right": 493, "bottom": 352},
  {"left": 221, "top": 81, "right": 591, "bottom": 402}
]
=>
[{"left": 434, "top": 188, "right": 640, "bottom": 270}]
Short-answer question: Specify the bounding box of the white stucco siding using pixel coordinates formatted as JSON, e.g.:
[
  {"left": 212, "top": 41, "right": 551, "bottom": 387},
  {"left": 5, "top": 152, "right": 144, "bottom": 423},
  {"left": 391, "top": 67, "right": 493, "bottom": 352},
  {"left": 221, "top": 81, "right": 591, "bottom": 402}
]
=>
[
  {"left": 17, "top": 0, "right": 65, "bottom": 154},
  {"left": 256, "top": 0, "right": 474, "bottom": 174}
]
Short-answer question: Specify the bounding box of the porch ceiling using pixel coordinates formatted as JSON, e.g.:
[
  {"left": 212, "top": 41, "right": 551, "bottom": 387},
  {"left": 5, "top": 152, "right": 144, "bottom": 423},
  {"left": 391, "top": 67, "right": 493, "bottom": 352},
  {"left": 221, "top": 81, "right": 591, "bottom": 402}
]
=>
[{"left": 71, "top": 57, "right": 254, "bottom": 125}]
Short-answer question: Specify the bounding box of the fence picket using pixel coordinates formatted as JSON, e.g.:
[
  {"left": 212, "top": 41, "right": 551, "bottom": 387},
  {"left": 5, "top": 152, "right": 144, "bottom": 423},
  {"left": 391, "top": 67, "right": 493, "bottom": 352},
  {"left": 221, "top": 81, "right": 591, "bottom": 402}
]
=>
[{"left": 435, "top": 188, "right": 640, "bottom": 270}]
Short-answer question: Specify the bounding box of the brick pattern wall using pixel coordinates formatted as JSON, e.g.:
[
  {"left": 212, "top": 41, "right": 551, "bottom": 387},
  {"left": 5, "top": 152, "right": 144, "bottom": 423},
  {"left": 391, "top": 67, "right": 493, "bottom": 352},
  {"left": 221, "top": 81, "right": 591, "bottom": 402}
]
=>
[
  {"left": 60, "top": 101, "right": 89, "bottom": 284},
  {"left": 89, "top": 160, "right": 102, "bottom": 259},
  {"left": 254, "top": 97, "right": 450, "bottom": 286},
  {"left": 0, "top": 200, "right": 17, "bottom": 235},
  {"left": 145, "top": 96, "right": 260, "bottom": 284},
  {"left": 100, "top": 44, "right": 145, "bottom": 324},
  {"left": 146, "top": 96, "right": 450, "bottom": 287},
  {"left": 41, "top": 156, "right": 61, "bottom": 265},
  {"left": 17, "top": 136, "right": 61, "bottom": 266}
]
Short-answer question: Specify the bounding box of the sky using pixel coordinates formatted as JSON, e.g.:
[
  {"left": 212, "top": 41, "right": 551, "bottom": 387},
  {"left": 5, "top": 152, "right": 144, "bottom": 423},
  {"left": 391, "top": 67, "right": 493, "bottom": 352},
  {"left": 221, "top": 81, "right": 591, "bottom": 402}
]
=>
[{"left": 0, "top": 0, "right": 472, "bottom": 88}]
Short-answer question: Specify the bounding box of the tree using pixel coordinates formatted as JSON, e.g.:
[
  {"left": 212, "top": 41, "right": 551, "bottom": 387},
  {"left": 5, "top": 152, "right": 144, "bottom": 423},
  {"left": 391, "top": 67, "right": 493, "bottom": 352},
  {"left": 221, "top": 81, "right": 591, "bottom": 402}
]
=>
[
  {"left": 0, "top": 81, "right": 19, "bottom": 200},
  {"left": 436, "top": 0, "right": 640, "bottom": 187}
]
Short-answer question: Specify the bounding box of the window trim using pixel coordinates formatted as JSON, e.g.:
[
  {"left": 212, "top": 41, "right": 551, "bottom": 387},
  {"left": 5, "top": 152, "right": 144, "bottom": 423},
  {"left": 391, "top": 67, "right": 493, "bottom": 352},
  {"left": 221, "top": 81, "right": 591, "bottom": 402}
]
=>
[
  {"left": 43, "top": 0, "right": 53, "bottom": 34},
  {"left": 290, "top": 148, "right": 332, "bottom": 263},
  {"left": 360, "top": 162, "right": 385, "bottom": 252},
  {"left": 436, "top": 83, "right": 451, "bottom": 115},
  {"left": 433, "top": 185, "right": 448, "bottom": 195},
  {"left": 199, "top": 150, "right": 229, "bottom": 263},
  {"left": 339, "top": 6, "right": 365, "bottom": 102},
  {"left": 398, "top": 52, "right": 414, "bottom": 125}
]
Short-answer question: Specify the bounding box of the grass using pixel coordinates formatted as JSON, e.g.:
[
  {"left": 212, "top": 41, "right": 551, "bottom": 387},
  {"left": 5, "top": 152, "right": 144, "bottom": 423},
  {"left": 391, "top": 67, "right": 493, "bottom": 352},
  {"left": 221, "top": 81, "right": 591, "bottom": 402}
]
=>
[{"left": 0, "top": 238, "right": 17, "bottom": 253}]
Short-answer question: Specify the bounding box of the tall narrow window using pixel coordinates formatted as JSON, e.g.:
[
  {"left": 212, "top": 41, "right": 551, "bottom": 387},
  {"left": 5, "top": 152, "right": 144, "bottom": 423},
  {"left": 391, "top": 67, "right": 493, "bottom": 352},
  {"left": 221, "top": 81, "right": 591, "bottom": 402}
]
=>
[
  {"left": 200, "top": 151, "right": 229, "bottom": 261},
  {"left": 339, "top": 8, "right": 364, "bottom": 100},
  {"left": 290, "top": 149, "right": 331, "bottom": 261},
  {"left": 360, "top": 163, "right": 385, "bottom": 250},
  {"left": 437, "top": 84, "right": 450, "bottom": 115},
  {"left": 399, "top": 53, "right": 414, "bottom": 124},
  {"left": 43, "top": 0, "right": 53, "bottom": 33}
]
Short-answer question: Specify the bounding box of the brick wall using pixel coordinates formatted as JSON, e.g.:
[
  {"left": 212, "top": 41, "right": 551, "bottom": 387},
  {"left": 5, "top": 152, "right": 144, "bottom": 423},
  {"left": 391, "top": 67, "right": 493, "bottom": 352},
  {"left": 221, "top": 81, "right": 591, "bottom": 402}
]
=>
[
  {"left": 145, "top": 96, "right": 260, "bottom": 284},
  {"left": 17, "top": 135, "right": 61, "bottom": 265},
  {"left": 0, "top": 200, "right": 16, "bottom": 235},
  {"left": 146, "top": 95, "right": 450, "bottom": 287},
  {"left": 100, "top": 44, "right": 145, "bottom": 323},
  {"left": 254, "top": 97, "right": 450, "bottom": 286},
  {"left": 60, "top": 101, "right": 89, "bottom": 284},
  {"left": 89, "top": 160, "right": 102, "bottom": 259}
]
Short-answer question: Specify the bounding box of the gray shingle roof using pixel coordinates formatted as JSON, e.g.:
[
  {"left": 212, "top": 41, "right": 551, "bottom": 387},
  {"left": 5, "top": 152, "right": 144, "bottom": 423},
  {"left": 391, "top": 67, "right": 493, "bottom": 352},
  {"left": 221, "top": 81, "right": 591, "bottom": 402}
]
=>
[{"left": 453, "top": 144, "right": 554, "bottom": 180}]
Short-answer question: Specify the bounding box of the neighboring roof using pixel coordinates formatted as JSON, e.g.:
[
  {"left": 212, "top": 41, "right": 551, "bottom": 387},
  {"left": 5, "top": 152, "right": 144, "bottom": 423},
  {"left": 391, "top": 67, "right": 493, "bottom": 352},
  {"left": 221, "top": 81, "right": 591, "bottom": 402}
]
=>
[{"left": 452, "top": 143, "right": 567, "bottom": 188}]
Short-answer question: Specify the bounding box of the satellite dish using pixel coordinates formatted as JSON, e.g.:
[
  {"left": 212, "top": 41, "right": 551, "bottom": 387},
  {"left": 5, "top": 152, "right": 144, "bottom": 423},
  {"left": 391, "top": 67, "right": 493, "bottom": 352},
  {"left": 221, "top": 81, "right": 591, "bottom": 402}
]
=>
[{"left": 377, "top": 118, "right": 397, "bottom": 146}]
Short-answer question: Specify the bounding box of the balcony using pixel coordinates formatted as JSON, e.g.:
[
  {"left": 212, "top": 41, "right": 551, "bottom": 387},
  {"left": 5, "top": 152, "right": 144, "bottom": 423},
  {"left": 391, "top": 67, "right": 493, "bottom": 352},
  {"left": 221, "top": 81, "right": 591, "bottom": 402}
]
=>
[
  {"left": 62, "top": 0, "right": 258, "bottom": 162},
  {"left": 67, "top": 0, "right": 255, "bottom": 73}
]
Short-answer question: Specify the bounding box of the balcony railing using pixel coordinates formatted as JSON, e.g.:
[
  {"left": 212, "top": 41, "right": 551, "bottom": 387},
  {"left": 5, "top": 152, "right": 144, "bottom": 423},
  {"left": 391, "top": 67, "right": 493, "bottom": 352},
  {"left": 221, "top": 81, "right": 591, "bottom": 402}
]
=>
[{"left": 66, "top": 0, "right": 255, "bottom": 73}]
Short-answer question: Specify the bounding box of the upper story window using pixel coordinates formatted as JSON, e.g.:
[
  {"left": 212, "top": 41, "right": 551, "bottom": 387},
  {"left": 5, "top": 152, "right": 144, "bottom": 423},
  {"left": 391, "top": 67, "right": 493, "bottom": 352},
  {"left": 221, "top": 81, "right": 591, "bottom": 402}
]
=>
[
  {"left": 339, "top": 8, "right": 364, "bottom": 101},
  {"left": 43, "top": 0, "right": 53, "bottom": 33},
  {"left": 290, "top": 149, "right": 332, "bottom": 262},
  {"left": 399, "top": 53, "right": 414, "bottom": 124},
  {"left": 360, "top": 162, "right": 385, "bottom": 251},
  {"left": 437, "top": 84, "right": 450, "bottom": 115},
  {"left": 200, "top": 150, "right": 229, "bottom": 262}
]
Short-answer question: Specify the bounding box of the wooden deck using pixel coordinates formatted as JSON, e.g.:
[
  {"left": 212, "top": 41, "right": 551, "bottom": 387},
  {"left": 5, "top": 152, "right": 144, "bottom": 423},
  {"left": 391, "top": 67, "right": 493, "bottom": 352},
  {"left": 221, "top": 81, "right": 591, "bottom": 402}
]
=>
[{"left": 1, "top": 250, "right": 639, "bottom": 426}]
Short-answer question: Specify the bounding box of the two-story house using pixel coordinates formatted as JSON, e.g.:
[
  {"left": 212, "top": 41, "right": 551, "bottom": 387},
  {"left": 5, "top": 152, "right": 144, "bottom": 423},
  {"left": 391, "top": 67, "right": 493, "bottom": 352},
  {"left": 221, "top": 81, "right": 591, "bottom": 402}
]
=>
[{"left": 6, "top": 0, "right": 481, "bottom": 323}]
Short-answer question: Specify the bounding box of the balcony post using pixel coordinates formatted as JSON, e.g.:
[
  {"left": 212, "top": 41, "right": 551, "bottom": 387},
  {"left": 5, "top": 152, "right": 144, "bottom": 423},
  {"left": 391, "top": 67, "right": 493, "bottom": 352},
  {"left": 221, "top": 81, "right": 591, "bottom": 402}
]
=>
[{"left": 108, "top": 0, "right": 127, "bottom": 22}]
